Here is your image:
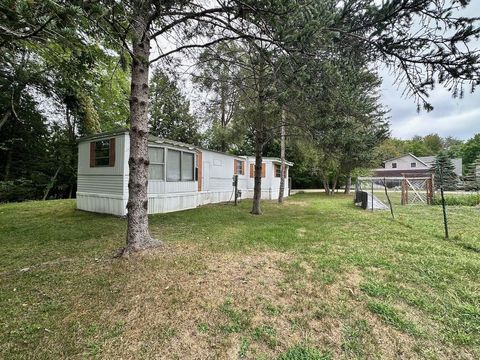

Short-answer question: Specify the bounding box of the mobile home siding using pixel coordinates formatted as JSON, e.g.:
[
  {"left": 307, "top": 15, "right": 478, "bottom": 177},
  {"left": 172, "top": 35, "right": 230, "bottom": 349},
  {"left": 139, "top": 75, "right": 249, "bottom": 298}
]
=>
[
  {"left": 77, "top": 133, "right": 292, "bottom": 216},
  {"left": 77, "top": 133, "right": 129, "bottom": 215}
]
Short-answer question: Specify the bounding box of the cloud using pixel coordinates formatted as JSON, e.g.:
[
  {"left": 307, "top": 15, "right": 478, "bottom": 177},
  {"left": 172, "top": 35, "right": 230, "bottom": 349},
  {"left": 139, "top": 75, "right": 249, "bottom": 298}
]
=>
[{"left": 380, "top": 69, "right": 480, "bottom": 140}]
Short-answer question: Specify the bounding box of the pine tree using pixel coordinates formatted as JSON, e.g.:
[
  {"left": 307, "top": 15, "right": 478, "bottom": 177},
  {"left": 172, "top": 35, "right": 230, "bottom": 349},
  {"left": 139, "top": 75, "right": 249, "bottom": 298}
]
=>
[
  {"left": 464, "top": 157, "right": 480, "bottom": 191},
  {"left": 434, "top": 152, "right": 458, "bottom": 191},
  {"left": 149, "top": 68, "right": 201, "bottom": 145}
]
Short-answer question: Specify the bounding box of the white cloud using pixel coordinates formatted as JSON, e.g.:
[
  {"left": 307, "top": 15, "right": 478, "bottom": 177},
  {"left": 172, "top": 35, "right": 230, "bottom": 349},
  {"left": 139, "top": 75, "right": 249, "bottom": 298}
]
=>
[{"left": 391, "top": 107, "right": 480, "bottom": 139}]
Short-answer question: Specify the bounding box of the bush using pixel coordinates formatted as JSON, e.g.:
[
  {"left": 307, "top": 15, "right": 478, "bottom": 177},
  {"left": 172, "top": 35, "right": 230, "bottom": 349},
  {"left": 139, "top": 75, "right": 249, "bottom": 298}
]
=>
[
  {"left": 0, "top": 179, "right": 43, "bottom": 203},
  {"left": 433, "top": 193, "right": 480, "bottom": 206}
]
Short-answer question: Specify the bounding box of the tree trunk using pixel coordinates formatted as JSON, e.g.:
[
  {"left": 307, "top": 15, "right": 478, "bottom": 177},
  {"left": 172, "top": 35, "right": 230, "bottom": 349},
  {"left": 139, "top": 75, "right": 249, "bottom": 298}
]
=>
[
  {"left": 4, "top": 150, "right": 12, "bottom": 181},
  {"left": 43, "top": 166, "right": 61, "bottom": 200},
  {"left": 278, "top": 110, "right": 286, "bottom": 204},
  {"left": 0, "top": 109, "right": 11, "bottom": 131},
  {"left": 331, "top": 176, "right": 337, "bottom": 196},
  {"left": 344, "top": 173, "right": 352, "bottom": 194},
  {"left": 323, "top": 175, "right": 330, "bottom": 195},
  {"left": 251, "top": 131, "right": 263, "bottom": 215},
  {"left": 122, "top": 11, "right": 162, "bottom": 255}
]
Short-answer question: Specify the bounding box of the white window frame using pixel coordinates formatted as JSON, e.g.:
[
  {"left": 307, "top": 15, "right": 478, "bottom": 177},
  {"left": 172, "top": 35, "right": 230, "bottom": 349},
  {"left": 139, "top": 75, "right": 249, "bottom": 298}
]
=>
[
  {"left": 392, "top": 162, "right": 397, "bottom": 169},
  {"left": 411, "top": 162, "right": 417, "bottom": 168},
  {"left": 166, "top": 148, "right": 196, "bottom": 182},
  {"left": 148, "top": 145, "right": 165, "bottom": 180}
]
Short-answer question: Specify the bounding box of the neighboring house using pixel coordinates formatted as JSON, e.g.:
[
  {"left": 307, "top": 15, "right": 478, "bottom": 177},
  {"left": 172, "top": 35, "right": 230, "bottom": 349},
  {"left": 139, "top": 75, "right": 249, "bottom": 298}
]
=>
[
  {"left": 373, "top": 153, "right": 462, "bottom": 177},
  {"left": 77, "top": 130, "right": 292, "bottom": 216}
]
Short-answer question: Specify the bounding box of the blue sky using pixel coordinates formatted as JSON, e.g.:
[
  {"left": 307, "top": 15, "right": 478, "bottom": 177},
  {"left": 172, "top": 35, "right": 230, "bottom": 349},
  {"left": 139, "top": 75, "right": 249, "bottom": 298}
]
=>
[{"left": 380, "top": 2, "right": 480, "bottom": 140}]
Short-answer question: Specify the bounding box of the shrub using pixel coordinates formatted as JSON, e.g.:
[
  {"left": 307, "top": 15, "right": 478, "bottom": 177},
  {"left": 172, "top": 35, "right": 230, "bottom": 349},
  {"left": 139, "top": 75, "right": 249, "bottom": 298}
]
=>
[
  {"left": 432, "top": 193, "right": 480, "bottom": 206},
  {"left": 0, "top": 179, "right": 43, "bottom": 203}
]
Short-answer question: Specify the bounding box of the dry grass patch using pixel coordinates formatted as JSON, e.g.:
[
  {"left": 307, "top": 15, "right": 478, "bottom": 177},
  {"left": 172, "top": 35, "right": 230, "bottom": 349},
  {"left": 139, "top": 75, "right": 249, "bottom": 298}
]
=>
[{"left": 2, "top": 195, "right": 479, "bottom": 359}]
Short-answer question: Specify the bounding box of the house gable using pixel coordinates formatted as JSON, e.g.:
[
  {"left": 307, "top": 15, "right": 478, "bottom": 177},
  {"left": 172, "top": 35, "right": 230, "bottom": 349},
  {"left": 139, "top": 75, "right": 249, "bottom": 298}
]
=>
[{"left": 384, "top": 153, "right": 429, "bottom": 170}]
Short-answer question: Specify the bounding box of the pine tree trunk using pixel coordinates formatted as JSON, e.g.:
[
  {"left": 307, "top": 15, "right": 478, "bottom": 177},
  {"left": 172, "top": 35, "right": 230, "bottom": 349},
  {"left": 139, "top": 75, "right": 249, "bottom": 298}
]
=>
[
  {"left": 278, "top": 110, "right": 286, "bottom": 204},
  {"left": 122, "top": 10, "right": 161, "bottom": 256},
  {"left": 344, "top": 173, "right": 352, "bottom": 194},
  {"left": 251, "top": 132, "right": 263, "bottom": 215}
]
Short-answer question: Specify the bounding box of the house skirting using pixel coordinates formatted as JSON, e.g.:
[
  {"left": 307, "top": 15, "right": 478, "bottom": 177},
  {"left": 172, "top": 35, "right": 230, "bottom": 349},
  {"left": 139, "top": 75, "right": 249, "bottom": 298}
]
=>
[
  {"left": 77, "top": 192, "right": 127, "bottom": 216},
  {"left": 77, "top": 188, "right": 288, "bottom": 216}
]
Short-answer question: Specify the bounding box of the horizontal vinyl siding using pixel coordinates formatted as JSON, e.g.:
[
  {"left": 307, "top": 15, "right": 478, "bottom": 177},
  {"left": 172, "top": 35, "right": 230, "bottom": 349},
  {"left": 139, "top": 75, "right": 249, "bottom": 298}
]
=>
[
  {"left": 148, "top": 193, "right": 198, "bottom": 214},
  {"left": 148, "top": 180, "right": 197, "bottom": 194},
  {"left": 77, "top": 175, "right": 125, "bottom": 195},
  {"left": 77, "top": 193, "right": 126, "bottom": 216},
  {"left": 78, "top": 135, "right": 126, "bottom": 176}
]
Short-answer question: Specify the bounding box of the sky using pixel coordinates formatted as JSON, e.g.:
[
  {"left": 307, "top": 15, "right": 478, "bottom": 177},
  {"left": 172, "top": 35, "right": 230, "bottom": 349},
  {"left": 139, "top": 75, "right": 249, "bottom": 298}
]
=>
[
  {"left": 380, "top": 1, "right": 480, "bottom": 141},
  {"left": 380, "top": 67, "right": 480, "bottom": 141}
]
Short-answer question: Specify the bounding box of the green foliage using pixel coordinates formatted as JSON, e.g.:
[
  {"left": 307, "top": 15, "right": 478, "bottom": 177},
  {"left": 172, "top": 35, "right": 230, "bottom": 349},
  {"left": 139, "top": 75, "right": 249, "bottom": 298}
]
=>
[
  {"left": 461, "top": 134, "right": 480, "bottom": 170},
  {"left": 432, "top": 194, "right": 480, "bottom": 207},
  {"left": 434, "top": 152, "right": 458, "bottom": 191},
  {"left": 278, "top": 345, "right": 331, "bottom": 360},
  {"left": 373, "top": 134, "right": 465, "bottom": 167},
  {"left": 366, "top": 302, "right": 418, "bottom": 335},
  {"left": 149, "top": 67, "right": 201, "bottom": 145}
]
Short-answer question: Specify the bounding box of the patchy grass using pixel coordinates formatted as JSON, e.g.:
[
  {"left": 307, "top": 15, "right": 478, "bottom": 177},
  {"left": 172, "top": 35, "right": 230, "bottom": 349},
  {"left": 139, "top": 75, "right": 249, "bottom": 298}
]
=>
[{"left": 1, "top": 194, "right": 479, "bottom": 359}]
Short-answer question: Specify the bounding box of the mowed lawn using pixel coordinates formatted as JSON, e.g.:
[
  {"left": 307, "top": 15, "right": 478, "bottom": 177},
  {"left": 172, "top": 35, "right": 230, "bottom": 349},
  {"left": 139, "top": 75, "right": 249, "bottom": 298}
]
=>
[{"left": 0, "top": 194, "right": 479, "bottom": 359}]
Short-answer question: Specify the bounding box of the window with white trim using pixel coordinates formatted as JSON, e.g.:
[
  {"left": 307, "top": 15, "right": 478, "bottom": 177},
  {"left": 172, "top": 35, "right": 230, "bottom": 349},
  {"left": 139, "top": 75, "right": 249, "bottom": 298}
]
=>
[
  {"left": 148, "top": 147, "right": 165, "bottom": 180},
  {"left": 411, "top": 162, "right": 416, "bottom": 168},
  {"left": 166, "top": 149, "right": 195, "bottom": 181},
  {"left": 392, "top": 162, "right": 397, "bottom": 169},
  {"left": 182, "top": 152, "right": 194, "bottom": 181}
]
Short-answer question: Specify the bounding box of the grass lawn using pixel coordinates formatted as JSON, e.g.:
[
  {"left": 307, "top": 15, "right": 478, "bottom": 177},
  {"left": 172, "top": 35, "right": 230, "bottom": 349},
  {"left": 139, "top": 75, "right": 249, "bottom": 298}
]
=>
[{"left": 1, "top": 193, "right": 479, "bottom": 359}]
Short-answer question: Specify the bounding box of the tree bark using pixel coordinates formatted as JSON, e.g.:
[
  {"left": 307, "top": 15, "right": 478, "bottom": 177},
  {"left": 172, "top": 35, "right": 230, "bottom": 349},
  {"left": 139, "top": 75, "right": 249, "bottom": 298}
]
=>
[
  {"left": 122, "top": 9, "right": 162, "bottom": 255},
  {"left": 278, "top": 109, "right": 286, "bottom": 204},
  {"left": 323, "top": 175, "right": 330, "bottom": 195},
  {"left": 4, "top": 150, "right": 12, "bottom": 181},
  {"left": 344, "top": 173, "right": 352, "bottom": 194},
  {"left": 0, "top": 109, "right": 11, "bottom": 131},
  {"left": 331, "top": 176, "right": 337, "bottom": 196},
  {"left": 43, "top": 166, "right": 61, "bottom": 200},
  {"left": 251, "top": 131, "right": 263, "bottom": 215}
]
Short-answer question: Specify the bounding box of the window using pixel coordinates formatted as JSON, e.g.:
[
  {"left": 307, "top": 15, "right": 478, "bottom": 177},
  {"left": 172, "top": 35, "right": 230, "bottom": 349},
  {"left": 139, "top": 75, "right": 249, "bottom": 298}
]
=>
[
  {"left": 166, "top": 149, "right": 195, "bottom": 181},
  {"left": 167, "top": 149, "right": 181, "bottom": 181},
  {"left": 90, "top": 138, "right": 115, "bottom": 167},
  {"left": 234, "top": 160, "right": 245, "bottom": 175},
  {"left": 392, "top": 162, "right": 397, "bottom": 169},
  {"left": 182, "top": 152, "right": 194, "bottom": 181},
  {"left": 148, "top": 147, "right": 165, "bottom": 180},
  {"left": 411, "top": 162, "right": 417, "bottom": 168},
  {"left": 274, "top": 164, "right": 282, "bottom": 177}
]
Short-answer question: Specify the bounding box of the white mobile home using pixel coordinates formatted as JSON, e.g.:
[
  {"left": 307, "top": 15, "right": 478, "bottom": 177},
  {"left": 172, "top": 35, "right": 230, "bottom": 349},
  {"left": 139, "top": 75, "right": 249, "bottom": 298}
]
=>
[{"left": 77, "top": 131, "right": 292, "bottom": 216}]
